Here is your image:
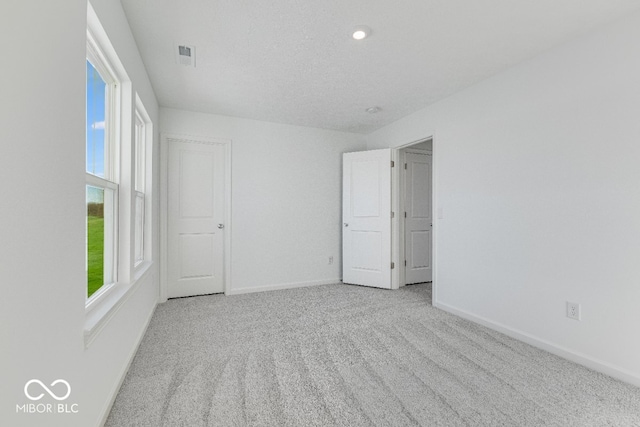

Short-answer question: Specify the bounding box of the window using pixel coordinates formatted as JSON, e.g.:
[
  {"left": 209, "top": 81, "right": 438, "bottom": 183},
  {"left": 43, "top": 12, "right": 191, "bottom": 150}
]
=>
[
  {"left": 133, "top": 97, "right": 151, "bottom": 267},
  {"left": 84, "top": 3, "right": 155, "bottom": 344},
  {"left": 86, "top": 31, "right": 119, "bottom": 300}
]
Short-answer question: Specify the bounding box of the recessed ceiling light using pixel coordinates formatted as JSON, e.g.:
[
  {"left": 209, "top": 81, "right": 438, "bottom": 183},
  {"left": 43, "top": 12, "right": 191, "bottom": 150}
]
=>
[
  {"left": 352, "top": 25, "right": 371, "bottom": 40},
  {"left": 366, "top": 106, "right": 381, "bottom": 114}
]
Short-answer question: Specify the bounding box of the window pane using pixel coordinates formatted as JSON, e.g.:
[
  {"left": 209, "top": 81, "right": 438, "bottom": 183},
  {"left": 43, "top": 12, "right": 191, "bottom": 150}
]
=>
[
  {"left": 134, "top": 119, "right": 145, "bottom": 192},
  {"left": 134, "top": 193, "right": 145, "bottom": 264},
  {"left": 86, "top": 60, "right": 106, "bottom": 178},
  {"left": 87, "top": 185, "right": 115, "bottom": 298},
  {"left": 87, "top": 186, "right": 104, "bottom": 297}
]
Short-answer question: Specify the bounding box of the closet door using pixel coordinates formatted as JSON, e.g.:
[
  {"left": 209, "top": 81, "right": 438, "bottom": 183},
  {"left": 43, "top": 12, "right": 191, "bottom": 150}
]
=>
[
  {"left": 404, "top": 151, "right": 432, "bottom": 284},
  {"left": 167, "top": 139, "right": 225, "bottom": 298}
]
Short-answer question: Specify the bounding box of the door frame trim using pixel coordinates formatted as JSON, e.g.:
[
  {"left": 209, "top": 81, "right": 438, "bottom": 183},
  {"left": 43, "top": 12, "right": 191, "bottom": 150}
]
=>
[
  {"left": 160, "top": 133, "right": 232, "bottom": 302},
  {"left": 391, "top": 136, "right": 436, "bottom": 295}
]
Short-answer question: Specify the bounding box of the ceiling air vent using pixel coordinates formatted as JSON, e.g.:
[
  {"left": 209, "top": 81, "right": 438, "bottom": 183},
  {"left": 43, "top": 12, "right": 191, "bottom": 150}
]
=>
[{"left": 175, "top": 44, "right": 196, "bottom": 67}]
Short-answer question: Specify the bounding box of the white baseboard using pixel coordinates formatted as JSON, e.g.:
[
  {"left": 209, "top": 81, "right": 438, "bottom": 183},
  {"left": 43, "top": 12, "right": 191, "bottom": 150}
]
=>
[
  {"left": 226, "top": 278, "right": 341, "bottom": 296},
  {"left": 434, "top": 300, "right": 640, "bottom": 388}
]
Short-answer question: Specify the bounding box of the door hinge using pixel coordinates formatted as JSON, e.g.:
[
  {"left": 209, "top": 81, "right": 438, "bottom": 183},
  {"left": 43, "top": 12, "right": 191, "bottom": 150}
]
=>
[
  {"left": 404, "top": 212, "right": 407, "bottom": 218},
  {"left": 391, "top": 160, "right": 395, "bottom": 167},
  {"left": 391, "top": 262, "right": 395, "bottom": 269},
  {"left": 404, "top": 260, "right": 407, "bottom": 266},
  {"left": 404, "top": 163, "right": 407, "bottom": 169},
  {"left": 391, "top": 211, "right": 395, "bottom": 218}
]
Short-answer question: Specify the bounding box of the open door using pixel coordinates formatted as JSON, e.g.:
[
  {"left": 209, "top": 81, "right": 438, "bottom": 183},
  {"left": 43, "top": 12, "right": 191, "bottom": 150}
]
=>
[{"left": 342, "top": 149, "right": 392, "bottom": 289}]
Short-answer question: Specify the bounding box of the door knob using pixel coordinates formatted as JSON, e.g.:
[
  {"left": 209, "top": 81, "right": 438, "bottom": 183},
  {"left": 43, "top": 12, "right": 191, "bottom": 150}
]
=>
[{"left": 217, "top": 224, "right": 224, "bottom": 229}]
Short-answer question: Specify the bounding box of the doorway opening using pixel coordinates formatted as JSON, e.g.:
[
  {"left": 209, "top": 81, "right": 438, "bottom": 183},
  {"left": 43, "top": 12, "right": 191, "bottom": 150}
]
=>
[
  {"left": 340, "top": 138, "right": 435, "bottom": 295},
  {"left": 391, "top": 137, "right": 434, "bottom": 293}
]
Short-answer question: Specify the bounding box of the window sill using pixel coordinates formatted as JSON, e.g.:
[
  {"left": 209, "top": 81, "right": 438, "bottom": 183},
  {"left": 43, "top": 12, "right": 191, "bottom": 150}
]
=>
[
  {"left": 84, "top": 261, "right": 154, "bottom": 348},
  {"left": 134, "top": 260, "right": 152, "bottom": 281}
]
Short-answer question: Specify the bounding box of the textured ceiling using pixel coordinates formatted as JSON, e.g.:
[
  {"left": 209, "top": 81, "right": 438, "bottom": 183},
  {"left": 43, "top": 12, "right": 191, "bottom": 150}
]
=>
[{"left": 120, "top": 0, "right": 640, "bottom": 134}]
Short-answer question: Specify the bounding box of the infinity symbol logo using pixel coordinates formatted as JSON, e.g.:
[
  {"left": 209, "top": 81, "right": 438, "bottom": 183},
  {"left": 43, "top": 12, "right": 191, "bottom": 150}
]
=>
[{"left": 24, "top": 379, "right": 71, "bottom": 401}]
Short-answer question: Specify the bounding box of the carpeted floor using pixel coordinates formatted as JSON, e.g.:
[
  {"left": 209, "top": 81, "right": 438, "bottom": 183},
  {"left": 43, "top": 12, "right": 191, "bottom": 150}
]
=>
[{"left": 106, "top": 283, "right": 640, "bottom": 426}]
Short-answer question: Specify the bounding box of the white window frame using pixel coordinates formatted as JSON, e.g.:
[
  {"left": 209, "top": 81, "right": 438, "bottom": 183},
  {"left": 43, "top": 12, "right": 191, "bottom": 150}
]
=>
[
  {"left": 86, "top": 28, "right": 121, "bottom": 306},
  {"left": 85, "top": 2, "right": 161, "bottom": 349},
  {"left": 133, "top": 94, "right": 152, "bottom": 271}
]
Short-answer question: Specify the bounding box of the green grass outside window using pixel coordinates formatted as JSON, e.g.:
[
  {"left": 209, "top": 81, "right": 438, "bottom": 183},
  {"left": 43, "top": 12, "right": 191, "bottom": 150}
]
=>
[{"left": 87, "top": 215, "right": 104, "bottom": 297}]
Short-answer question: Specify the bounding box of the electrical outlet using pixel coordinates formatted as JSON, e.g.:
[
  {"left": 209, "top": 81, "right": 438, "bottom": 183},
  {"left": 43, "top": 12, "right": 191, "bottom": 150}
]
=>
[
  {"left": 328, "top": 256, "right": 333, "bottom": 265},
  {"left": 567, "top": 302, "right": 581, "bottom": 320}
]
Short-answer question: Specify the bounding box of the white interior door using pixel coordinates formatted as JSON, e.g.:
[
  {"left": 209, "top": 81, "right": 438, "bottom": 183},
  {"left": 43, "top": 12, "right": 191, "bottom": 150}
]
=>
[
  {"left": 342, "top": 149, "right": 392, "bottom": 289},
  {"left": 404, "top": 151, "right": 432, "bottom": 284},
  {"left": 168, "top": 139, "right": 225, "bottom": 298}
]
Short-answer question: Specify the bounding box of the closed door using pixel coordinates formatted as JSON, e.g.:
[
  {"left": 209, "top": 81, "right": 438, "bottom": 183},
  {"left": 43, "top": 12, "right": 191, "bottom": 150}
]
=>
[
  {"left": 404, "top": 151, "right": 432, "bottom": 284},
  {"left": 168, "top": 139, "right": 225, "bottom": 298},
  {"left": 342, "top": 149, "right": 392, "bottom": 289}
]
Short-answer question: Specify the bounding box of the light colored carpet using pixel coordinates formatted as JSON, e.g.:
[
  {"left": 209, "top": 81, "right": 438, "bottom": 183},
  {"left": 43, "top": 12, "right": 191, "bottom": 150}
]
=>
[{"left": 106, "top": 283, "right": 640, "bottom": 426}]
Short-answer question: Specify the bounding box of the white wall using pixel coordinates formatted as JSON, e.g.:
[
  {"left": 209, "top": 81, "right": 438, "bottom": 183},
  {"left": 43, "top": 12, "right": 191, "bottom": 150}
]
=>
[
  {"left": 0, "top": 1, "right": 160, "bottom": 426},
  {"left": 368, "top": 12, "right": 640, "bottom": 386},
  {"left": 161, "top": 109, "right": 366, "bottom": 294}
]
